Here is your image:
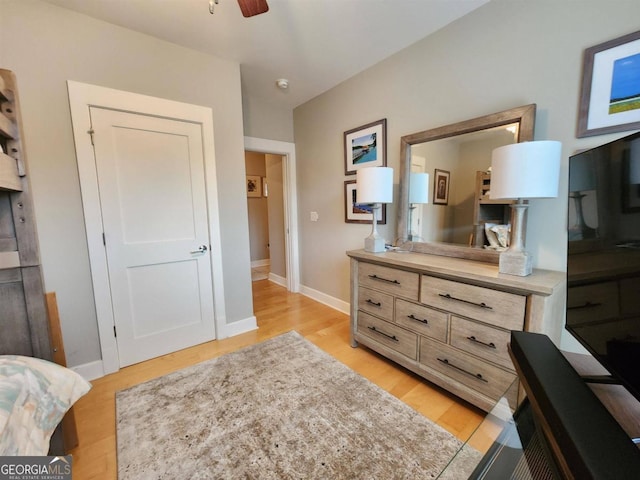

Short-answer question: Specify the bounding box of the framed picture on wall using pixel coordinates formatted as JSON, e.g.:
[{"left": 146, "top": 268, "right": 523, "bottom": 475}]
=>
[
  {"left": 344, "top": 180, "right": 386, "bottom": 224},
  {"left": 433, "top": 169, "right": 450, "bottom": 205},
  {"left": 344, "top": 119, "right": 387, "bottom": 175},
  {"left": 246, "top": 175, "right": 262, "bottom": 197},
  {"left": 577, "top": 30, "right": 640, "bottom": 137}
]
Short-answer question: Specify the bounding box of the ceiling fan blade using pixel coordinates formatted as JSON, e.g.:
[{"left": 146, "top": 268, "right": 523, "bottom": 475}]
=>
[{"left": 237, "top": 0, "right": 269, "bottom": 18}]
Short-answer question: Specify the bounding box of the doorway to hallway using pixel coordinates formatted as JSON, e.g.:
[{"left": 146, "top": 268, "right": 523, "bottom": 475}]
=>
[
  {"left": 243, "top": 136, "right": 300, "bottom": 293},
  {"left": 245, "top": 151, "right": 286, "bottom": 286}
]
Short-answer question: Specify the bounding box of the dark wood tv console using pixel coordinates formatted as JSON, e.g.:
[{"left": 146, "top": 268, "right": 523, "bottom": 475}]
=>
[
  {"left": 562, "top": 349, "right": 640, "bottom": 443},
  {"left": 440, "top": 332, "right": 640, "bottom": 479},
  {"left": 508, "top": 332, "right": 640, "bottom": 479}
]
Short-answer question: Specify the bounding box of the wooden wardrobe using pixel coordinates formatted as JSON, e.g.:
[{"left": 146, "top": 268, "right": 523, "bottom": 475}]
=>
[{"left": 0, "top": 68, "right": 52, "bottom": 361}]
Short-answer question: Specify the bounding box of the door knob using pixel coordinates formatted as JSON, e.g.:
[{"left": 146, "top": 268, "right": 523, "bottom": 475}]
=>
[{"left": 190, "top": 245, "right": 208, "bottom": 254}]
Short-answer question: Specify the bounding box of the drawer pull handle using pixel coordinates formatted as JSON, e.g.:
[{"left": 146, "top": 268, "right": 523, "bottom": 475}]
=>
[
  {"left": 368, "top": 326, "right": 398, "bottom": 342},
  {"left": 368, "top": 274, "right": 400, "bottom": 285},
  {"left": 467, "top": 336, "right": 496, "bottom": 349},
  {"left": 438, "top": 293, "right": 493, "bottom": 310},
  {"left": 437, "top": 358, "right": 488, "bottom": 383},
  {"left": 567, "top": 301, "right": 603, "bottom": 311},
  {"left": 366, "top": 299, "right": 382, "bottom": 307},
  {"left": 407, "top": 314, "right": 428, "bottom": 325}
]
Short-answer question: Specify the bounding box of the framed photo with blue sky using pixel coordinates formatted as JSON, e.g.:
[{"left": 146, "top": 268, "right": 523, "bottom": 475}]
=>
[
  {"left": 344, "top": 119, "right": 386, "bottom": 175},
  {"left": 578, "top": 30, "right": 640, "bottom": 138}
]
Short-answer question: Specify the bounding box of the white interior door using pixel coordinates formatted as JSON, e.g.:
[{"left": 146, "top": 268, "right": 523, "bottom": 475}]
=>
[{"left": 90, "top": 107, "right": 215, "bottom": 367}]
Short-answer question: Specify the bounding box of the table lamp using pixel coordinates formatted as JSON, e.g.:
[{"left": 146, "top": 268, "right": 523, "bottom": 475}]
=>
[
  {"left": 409, "top": 172, "right": 429, "bottom": 240},
  {"left": 490, "top": 141, "right": 561, "bottom": 276},
  {"left": 356, "top": 167, "right": 393, "bottom": 253}
]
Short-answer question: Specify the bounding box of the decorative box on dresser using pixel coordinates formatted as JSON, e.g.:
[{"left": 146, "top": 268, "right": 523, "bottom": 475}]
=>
[{"left": 348, "top": 249, "right": 566, "bottom": 412}]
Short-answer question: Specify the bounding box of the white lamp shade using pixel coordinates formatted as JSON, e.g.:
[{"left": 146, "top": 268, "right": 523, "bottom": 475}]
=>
[
  {"left": 356, "top": 167, "right": 393, "bottom": 204},
  {"left": 409, "top": 172, "right": 429, "bottom": 204},
  {"left": 490, "top": 141, "right": 562, "bottom": 199}
]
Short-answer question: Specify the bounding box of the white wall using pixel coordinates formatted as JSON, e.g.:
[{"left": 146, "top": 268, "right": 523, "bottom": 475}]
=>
[
  {"left": 0, "top": 0, "right": 254, "bottom": 367},
  {"left": 293, "top": 0, "right": 640, "bottom": 350}
]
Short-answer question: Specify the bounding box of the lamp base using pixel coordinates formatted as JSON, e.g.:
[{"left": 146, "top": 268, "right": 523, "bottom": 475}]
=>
[
  {"left": 364, "top": 235, "right": 386, "bottom": 253},
  {"left": 499, "top": 249, "right": 533, "bottom": 276},
  {"left": 364, "top": 203, "right": 386, "bottom": 253}
]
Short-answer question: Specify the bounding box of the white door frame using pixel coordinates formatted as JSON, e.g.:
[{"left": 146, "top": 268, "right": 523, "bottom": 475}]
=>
[
  {"left": 68, "top": 81, "right": 227, "bottom": 375},
  {"left": 244, "top": 137, "right": 300, "bottom": 292}
]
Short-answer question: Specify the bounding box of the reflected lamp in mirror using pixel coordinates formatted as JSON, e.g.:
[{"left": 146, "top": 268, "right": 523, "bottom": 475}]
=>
[
  {"left": 409, "top": 172, "right": 429, "bottom": 241},
  {"left": 490, "top": 141, "right": 562, "bottom": 276},
  {"left": 568, "top": 153, "right": 597, "bottom": 240},
  {"left": 356, "top": 167, "right": 393, "bottom": 252}
]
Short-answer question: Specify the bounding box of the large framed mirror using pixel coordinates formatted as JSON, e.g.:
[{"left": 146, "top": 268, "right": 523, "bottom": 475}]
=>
[{"left": 396, "top": 104, "right": 536, "bottom": 263}]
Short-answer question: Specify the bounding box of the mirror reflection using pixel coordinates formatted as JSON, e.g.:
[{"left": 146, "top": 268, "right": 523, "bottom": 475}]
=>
[
  {"left": 396, "top": 104, "right": 536, "bottom": 261},
  {"left": 408, "top": 125, "right": 518, "bottom": 245}
]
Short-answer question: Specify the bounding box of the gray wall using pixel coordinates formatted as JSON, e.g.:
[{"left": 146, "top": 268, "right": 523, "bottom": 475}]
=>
[
  {"left": 293, "top": 0, "right": 640, "bottom": 350},
  {"left": 242, "top": 95, "right": 294, "bottom": 143},
  {"left": 1, "top": 0, "right": 254, "bottom": 367}
]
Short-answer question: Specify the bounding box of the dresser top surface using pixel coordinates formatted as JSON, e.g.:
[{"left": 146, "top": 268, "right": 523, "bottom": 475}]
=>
[{"left": 347, "top": 249, "right": 565, "bottom": 296}]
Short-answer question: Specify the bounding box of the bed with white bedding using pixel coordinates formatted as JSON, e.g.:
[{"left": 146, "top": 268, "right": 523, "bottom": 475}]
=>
[{"left": 0, "top": 355, "right": 91, "bottom": 456}]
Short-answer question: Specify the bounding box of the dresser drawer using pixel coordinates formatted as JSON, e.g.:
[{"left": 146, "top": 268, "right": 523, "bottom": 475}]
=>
[
  {"left": 358, "top": 286, "right": 394, "bottom": 321},
  {"left": 420, "top": 276, "right": 525, "bottom": 330},
  {"left": 358, "top": 262, "right": 419, "bottom": 301},
  {"left": 567, "top": 281, "right": 618, "bottom": 326},
  {"left": 419, "top": 336, "right": 517, "bottom": 404},
  {"left": 450, "top": 316, "right": 513, "bottom": 370},
  {"left": 358, "top": 312, "right": 418, "bottom": 360},
  {"left": 395, "top": 298, "right": 448, "bottom": 343}
]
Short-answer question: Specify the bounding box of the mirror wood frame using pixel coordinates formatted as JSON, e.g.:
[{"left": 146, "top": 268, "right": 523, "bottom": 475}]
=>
[{"left": 396, "top": 104, "right": 536, "bottom": 263}]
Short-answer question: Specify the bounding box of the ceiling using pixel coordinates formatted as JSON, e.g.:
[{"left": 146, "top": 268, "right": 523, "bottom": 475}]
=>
[{"left": 42, "top": 0, "right": 489, "bottom": 109}]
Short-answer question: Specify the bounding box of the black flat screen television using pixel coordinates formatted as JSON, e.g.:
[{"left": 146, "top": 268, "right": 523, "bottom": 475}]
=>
[{"left": 567, "top": 130, "right": 640, "bottom": 403}]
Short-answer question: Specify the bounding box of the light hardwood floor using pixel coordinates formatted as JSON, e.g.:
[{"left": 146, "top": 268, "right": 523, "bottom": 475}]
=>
[{"left": 69, "top": 280, "right": 484, "bottom": 479}]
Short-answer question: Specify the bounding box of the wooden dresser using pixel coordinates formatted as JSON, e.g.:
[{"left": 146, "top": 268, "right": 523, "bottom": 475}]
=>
[{"left": 348, "top": 249, "right": 565, "bottom": 412}]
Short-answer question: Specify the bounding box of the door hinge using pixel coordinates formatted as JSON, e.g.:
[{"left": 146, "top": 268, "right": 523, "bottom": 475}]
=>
[
  {"left": 113, "top": 325, "right": 117, "bottom": 337},
  {"left": 87, "top": 128, "right": 95, "bottom": 146}
]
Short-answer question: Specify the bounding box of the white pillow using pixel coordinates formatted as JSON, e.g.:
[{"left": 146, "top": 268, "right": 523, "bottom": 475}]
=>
[{"left": 0, "top": 355, "right": 91, "bottom": 455}]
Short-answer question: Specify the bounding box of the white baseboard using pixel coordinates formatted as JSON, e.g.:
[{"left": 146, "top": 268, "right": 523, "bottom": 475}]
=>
[
  {"left": 251, "top": 259, "right": 271, "bottom": 268},
  {"left": 220, "top": 315, "right": 258, "bottom": 338},
  {"left": 299, "top": 284, "right": 350, "bottom": 315},
  {"left": 268, "top": 272, "right": 287, "bottom": 287},
  {"left": 71, "top": 360, "right": 105, "bottom": 382}
]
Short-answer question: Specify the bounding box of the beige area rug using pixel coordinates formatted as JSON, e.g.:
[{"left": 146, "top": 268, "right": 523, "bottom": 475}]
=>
[{"left": 116, "top": 331, "right": 468, "bottom": 479}]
